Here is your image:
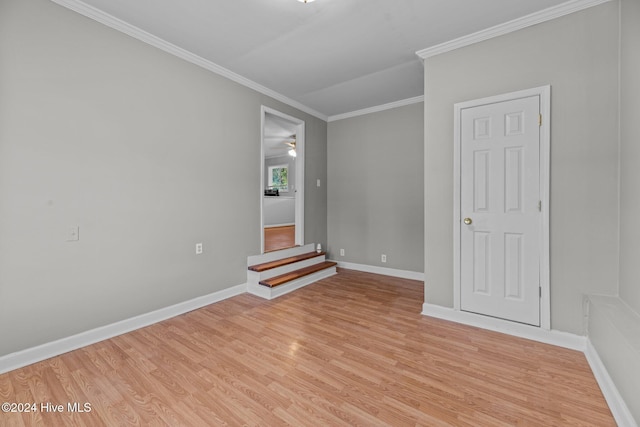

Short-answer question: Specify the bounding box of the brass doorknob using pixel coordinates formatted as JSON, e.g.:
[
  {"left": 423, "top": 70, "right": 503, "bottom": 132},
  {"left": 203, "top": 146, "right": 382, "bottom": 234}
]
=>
[{"left": 463, "top": 218, "right": 472, "bottom": 225}]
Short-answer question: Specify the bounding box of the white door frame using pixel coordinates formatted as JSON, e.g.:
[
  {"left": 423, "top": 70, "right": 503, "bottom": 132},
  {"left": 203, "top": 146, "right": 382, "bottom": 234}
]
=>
[
  {"left": 260, "top": 106, "right": 305, "bottom": 253},
  {"left": 453, "top": 85, "right": 551, "bottom": 330}
]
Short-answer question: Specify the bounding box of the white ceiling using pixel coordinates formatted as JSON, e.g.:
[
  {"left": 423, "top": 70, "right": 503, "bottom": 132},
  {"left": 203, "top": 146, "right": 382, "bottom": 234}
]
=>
[{"left": 75, "top": 0, "right": 568, "bottom": 118}]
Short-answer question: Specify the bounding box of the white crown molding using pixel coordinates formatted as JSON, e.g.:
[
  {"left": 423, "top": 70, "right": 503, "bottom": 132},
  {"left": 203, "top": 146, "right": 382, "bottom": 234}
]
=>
[
  {"left": 585, "top": 339, "right": 638, "bottom": 427},
  {"left": 50, "top": 0, "right": 328, "bottom": 122},
  {"left": 332, "top": 260, "right": 425, "bottom": 282},
  {"left": 327, "top": 96, "right": 424, "bottom": 122},
  {"left": 421, "top": 303, "right": 586, "bottom": 351},
  {"left": 0, "top": 283, "right": 247, "bottom": 375},
  {"left": 416, "top": 0, "right": 616, "bottom": 59}
]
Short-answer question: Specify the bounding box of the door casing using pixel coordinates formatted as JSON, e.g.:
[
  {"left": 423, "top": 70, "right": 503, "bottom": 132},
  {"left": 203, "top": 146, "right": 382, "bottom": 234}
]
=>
[{"left": 453, "top": 86, "right": 551, "bottom": 330}]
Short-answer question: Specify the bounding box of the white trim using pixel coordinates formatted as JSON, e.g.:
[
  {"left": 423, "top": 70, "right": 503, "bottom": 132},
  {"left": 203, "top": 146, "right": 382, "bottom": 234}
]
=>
[
  {"left": 453, "top": 98, "right": 462, "bottom": 311},
  {"left": 539, "top": 86, "right": 552, "bottom": 329},
  {"left": 0, "top": 283, "right": 247, "bottom": 375},
  {"left": 294, "top": 120, "right": 305, "bottom": 248},
  {"left": 616, "top": 0, "right": 622, "bottom": 288},
  {"left": 453, "top": 85, "right": 551, "bottom": 330},
  {"left": 416, "top": 0, "right": 615, "bottom": 59},
  {"left": 50, "top": 0, "right": 328, "bottom": 121},
  {"left": 421, "top": 303, "right": 586, "bottom": 351},
  {"left": 585, "top": 338, "right": 638, "bottom": 427},
  {"left": 260, "top": 107, "right": 266, "bottom": 253},
  {"left": 260, "top": 106, "right": 305, "bottom": 254},
  {"left": 332, "top": 260, "right": 425, "bottom": 282},
  {"left": 327, "top": 96, "right": 424, "bottom": 122}
]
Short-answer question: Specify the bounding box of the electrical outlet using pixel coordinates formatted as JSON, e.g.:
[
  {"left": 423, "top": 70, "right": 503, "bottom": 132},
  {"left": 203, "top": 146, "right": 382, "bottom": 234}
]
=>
[
  {"left": 317, "top": 179, "right": 321, "bottom": 187},
  {"left": 381, "top": 254, "right": 387, "bottom": 263},
  {"left": 67, "top": 226, "right": 79, "bottom": 242},
  {"left": 196, "top": 243, "right": 203, "bottom": 254},
  {"left": 340, "top": 248, "right": 345, "bottom": 256}
]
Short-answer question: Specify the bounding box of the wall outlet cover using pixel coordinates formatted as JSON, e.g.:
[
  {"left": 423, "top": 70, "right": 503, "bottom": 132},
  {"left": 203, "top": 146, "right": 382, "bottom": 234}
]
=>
[{"left": 67, "top": 226, "right": 79, "bottom": 242}]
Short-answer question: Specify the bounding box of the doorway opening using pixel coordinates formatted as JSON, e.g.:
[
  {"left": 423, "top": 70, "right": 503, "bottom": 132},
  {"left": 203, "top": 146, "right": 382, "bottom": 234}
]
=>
[{"left": 260, "top": 106, "right": 305, "bottom": 253}]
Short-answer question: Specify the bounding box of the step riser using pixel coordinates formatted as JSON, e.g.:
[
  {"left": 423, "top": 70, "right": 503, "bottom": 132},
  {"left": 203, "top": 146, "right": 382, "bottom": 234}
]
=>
[
  {"left": 247, "top": 267, "right": 337, "bottom": 300},
  {"left": 249, "top": 255, "right": 326, "bottom": 282},
  {"left": 247, "top": 243, "right": 315, "bottom": 267}
]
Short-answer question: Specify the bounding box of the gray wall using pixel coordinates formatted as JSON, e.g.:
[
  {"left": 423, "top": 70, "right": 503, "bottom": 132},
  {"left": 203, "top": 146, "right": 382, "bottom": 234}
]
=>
[
  {"left": 423, "top": 2, "right": 620, "bottom": 335},
  {"left": 327, "top": 103, "right": 424, "bottom": 272},
  {"left": 615, "top": 0, "right": 640, "bottom": 420},
  {"left": 0, "top": 0, "right": 327, "bottom": 356},
  {"left": 619, "top": 0, "right": 640, "bottom": 315}
]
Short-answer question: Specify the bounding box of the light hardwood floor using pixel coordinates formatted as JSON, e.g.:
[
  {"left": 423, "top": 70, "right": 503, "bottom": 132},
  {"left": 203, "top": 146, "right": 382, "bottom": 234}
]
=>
[
  {"left": 0, "top": 269, "right": 614, "bottom": 426},
  {"left": 264, "top": 225, "right": 295, "bottom": 252}
]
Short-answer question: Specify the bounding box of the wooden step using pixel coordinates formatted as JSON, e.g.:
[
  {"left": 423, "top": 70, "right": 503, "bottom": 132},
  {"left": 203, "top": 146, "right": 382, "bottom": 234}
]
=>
[
  {"left": 259, "top": 261, "right": 337, "bottom": 288},
  {"left": 248, "top": 251, "right": 325, "bottom": 272}
]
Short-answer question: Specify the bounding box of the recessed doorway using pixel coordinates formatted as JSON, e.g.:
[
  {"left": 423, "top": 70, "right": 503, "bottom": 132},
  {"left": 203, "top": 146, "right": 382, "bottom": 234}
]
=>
[{"left": 260, "top": 106, "right": 305, "bottom": 253}]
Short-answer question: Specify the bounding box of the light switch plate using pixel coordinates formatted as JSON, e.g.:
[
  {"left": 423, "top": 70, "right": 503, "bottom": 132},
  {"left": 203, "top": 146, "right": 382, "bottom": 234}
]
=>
[{"left": 67, "top": 226, "right": 79, "bottom": 242}]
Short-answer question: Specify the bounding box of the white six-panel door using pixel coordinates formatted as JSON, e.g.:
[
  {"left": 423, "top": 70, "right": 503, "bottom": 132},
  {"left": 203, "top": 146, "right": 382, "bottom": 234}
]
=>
[{"left": 459, "top": 95, "right": 541, "bottom": 326}]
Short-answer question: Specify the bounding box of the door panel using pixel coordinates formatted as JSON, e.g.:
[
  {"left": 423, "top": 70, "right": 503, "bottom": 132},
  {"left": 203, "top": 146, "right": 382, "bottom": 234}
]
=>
[{"left": 460, "top": 96, "right": 541, "bottom": 326}]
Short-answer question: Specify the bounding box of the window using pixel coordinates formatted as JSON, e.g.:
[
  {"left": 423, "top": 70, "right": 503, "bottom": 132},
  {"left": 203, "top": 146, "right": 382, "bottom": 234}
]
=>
[{"left": 268, "top": 164, "right": 288, "bottom": 192}]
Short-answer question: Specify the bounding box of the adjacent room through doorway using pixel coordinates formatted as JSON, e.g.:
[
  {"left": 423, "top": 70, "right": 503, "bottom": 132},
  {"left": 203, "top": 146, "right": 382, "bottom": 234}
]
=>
[{"left": 261, "top": 107, "right": 305, "bottom": 253}]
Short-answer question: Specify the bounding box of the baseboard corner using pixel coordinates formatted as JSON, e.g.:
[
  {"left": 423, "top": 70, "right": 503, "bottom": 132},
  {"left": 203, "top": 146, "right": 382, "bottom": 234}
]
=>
[{"left": 584, "top": 338, "right": 638, "bottom": 427}]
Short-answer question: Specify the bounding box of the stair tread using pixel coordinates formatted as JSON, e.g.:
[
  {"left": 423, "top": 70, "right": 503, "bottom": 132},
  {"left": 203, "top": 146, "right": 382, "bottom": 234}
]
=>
[
  {"left": 259, "top": 261, "right": 337, "bottom": 288},
  {"left": 248, "top": 251, "right": 325, "bottom": 272}
]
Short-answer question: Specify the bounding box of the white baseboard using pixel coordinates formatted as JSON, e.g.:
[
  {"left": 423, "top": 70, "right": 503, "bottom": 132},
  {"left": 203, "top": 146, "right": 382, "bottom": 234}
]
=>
[
  {"left": 585, "top": 338, "right": 638, "bottom": 427},
  {"left": 332, "top": 260, "right": 424, "bottom": 282},
  {"left": 0, "top": 283, "right": 247, "bottom": 375},
  {"left": 421, "top": 302, "right": 586, "bottom": 351}
]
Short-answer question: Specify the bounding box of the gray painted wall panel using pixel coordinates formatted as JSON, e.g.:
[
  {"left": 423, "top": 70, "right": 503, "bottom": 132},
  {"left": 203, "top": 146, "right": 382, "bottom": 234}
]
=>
[
  {"left": 619, "top": 0, "right": 640, "bottom": 315},
  {"left": 0, "top": 0, "right": 327, "bottom": 356},
  {"left": 327, "top": 103, "right": 424, "bottom": 272},
  {"left": 423, "top": 3, "right": 620, "bottom": 334}
]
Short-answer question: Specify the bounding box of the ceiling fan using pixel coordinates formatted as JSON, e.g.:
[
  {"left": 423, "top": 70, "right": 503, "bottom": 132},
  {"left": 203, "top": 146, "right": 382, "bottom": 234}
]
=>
[{"left": 284, "top": 135, "right": 297, "bottom": 157}]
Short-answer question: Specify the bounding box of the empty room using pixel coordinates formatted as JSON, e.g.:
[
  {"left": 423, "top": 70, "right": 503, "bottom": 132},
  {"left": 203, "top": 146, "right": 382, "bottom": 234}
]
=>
[{"left": 1, "top": 0, "right": 638, "bottom": 425}]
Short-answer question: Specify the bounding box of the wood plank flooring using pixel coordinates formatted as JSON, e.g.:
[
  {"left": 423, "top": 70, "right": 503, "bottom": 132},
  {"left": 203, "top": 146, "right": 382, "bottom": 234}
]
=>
[
  {"left": 0, "top": 269, "right": 614, "bottom": 426},
  {"left": 264, "top": 225, "right": 295, "bottom": 252}
]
